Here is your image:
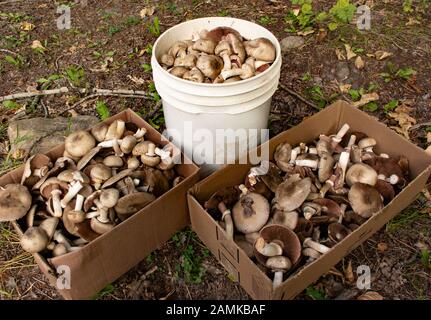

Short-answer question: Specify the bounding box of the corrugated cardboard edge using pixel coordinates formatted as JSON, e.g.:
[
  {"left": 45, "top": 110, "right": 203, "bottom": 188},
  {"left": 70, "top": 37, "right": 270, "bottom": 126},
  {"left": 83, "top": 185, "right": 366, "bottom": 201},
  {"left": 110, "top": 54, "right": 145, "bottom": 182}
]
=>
[
  {"left": 188, "top": 100, "right": 431, "bottom": 300},
  {"left": 1, "top": 109, "right": 200, "bottom": 300}
]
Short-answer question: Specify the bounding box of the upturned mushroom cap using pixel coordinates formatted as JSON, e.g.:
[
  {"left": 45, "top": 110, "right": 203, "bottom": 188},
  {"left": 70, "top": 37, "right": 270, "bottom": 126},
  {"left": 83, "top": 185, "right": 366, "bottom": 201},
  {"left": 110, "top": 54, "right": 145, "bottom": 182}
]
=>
[
  {"left": 91, "top": 124, "right": 108, "bottom": 142},
  {"left": 254, "top": 224, "right": 301, "bottom": 267},
  {"left": 20, "top": 227, "right": 49, "bottom": 253},
  {"left": 196, "top": 55, "right": 223, "bottom": 80},
  {"left": 101, "top": 168, "right": 133, "bottom": 189},
  {"left": 168, "top": 41, "right": 188, "bottom": 57},
  {"left": 244, "top": 38, "right": 276, "bottom": 62},
  {"left": 114, "top": 192, "right": 156, "bottom": 219},
  {"left": 21, "top": 154, "right": 51, "bottom": 186},
  {"left": 346, "top": 163, "right": 378, "bottom": 187},
  {"left": 258, "top": 162, "right": 283, "bottom": 193},
  {"left": 65, "top": 130, "right": 96, "bottom": 158},
  {"left": 274, "top": 177, "right": 312, "bottom": 212},
  {"left": 225, "top": 33, "right": 246, "bottom": 63},
  {"left": 0, "top": 184, "right": 32, "bottom": 221},
  {"left": 39, "top": 177, "right": 69, "bottom": 199},
  {"left": 312, "top": 198, "right": 342, "bottom": 218},
  {"left": 132, "top": 140, "right": 152, "bottom": 156},
  {"left": 144, "top": 168, "right": 170, "bottom": 197},
  {"left": 204, "top": 186, "right": 241, "bottom": 217},
  {"left": 348, "top": 183, "right": 383, "bottom": 218},
  {"left": 274, "top": 142, "right": 292, "bottom": 172},
  {"left": 39, "top": 217, "right": 59, "bottom": 240},
  {"left": 77, "top": 146, "right": 102, "bottom": 170},
  {"left": 328, "top": 222, "right": 350, "bottom": 243},
  {"left": 232, "top": 192, "right": 270, "bottom": 234}
]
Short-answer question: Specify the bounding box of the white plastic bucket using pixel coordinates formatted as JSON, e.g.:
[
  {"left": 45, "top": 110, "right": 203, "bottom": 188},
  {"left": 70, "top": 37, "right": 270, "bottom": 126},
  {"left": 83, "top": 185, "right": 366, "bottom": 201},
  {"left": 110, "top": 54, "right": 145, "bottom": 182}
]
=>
[{"left": 151, "top": 17, "right": 282, "bottom": 175}]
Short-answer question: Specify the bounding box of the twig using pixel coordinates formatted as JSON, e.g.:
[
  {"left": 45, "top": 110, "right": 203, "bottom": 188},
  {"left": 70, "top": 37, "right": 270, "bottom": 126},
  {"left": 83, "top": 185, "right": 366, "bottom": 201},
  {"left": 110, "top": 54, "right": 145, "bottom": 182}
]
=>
[
  {"left": 0, "top": 87, "right": 69, "bottom": 102},
  {"left": 411, "top": 121, "right": 431, "bottom": 130},
  {"left": 278, "top": 84, "right": 320, "bottom": 110},
  {"left": 0, "top": 49, "right": 17, "bottom": 56}
]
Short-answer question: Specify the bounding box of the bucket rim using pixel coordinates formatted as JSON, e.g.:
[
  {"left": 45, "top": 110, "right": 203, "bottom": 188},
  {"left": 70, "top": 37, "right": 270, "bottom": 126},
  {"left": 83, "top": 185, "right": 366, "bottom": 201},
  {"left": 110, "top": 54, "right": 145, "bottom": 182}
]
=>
[{"left": 151, "top": 16, "right": 282, "bottom": 88}]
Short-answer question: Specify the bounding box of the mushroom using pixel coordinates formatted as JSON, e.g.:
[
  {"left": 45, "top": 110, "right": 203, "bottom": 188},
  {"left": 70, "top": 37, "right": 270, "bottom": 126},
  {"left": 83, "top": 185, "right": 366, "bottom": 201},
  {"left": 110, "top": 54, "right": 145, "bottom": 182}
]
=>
[
  {"left": 273, "top": 177, "right": 312, "bottom": 212},
  {"left": 232, "top": 191, "right": 270, "bottom": 234},
  {"left": 127, "top": 156, "right": 140, "bottom": 170},
  {"left": 52, "top": 243, "right": 68, "bottom": 257},
  {"left": 199, "top": 27, "right": 243, "bottom": 43},
  {"left": 215, "top": 40, "right": 232, "bottom": 71},
  {"left": 101, "top": 168, "right": 134, "bottom": 189},
  {"left": 160, "top": 53, "right": 174, "bottom": 67},
  {"left": 193, "top": 39, "right": 217, "bottom": 54},
  {"left": 60, "top": 180, "right": 83, "bottom": 209},
  {"left": 274, "top": 142, "right": 292, "bottom": 172},
  {"left": 168, "top": 41, "right": 188, "bottom": 58},
  {"left": 20, "top": 154, "right": 51, "bottom": 186},
  {"left": 374, "top": 179, "right": 395, "bottom": 203},
  {"left": 266, "top": 256, "right": 292, "bottom": 289},
  {"left": 295, "top": 153, "right": 319, "bottom": 169},
  {"left": 302, "top": 247, "right": 321, "bottom": 261},
  {"left": 169, "top": 66, "right": 189, "bottom": 78},
  {"left": 204, "top": 186, "right": 240, "bottom": 240},
  {"left": 120, "top": 135, "right": 137, "bottom": 154},
  {"left": 65, "top": 130, "right": 96, "bottom": 158},
  {"left": 358, "top": 138, "right": 377, "bottom": 153},
  {"left": 63, "top": 196, "right": 85, "bottom": 235},
  {"left": 103, "top": 155, "right": 123, "bottom": 173},
  {"left": 183, "top": 67, "right": 205, "bottom": 83},
  {"left": 328, "top": 223, "right": 350, "bottom": 243},
  {"left": 20, "top": 227, "right": 49, "bottom": 253},
  {"left": 39, "top": 217, "right": 59, "bottom": 241},
  {"left": 174, "top": 53, "right": 197, "bottom": 68},
  {"left": 318, "top": 152, "right": 335, "bottom": 183},
  {"left": 225, "top": 33, "right": 246, "bottom": 63},
  {"left": 196, "top": 55, "right": 224, "bottom": 80},
  {"left": 76, "top": 146, "right": 102, "bottom": 170},
  {"left": 254, "top": 237, "right": 283, "bottom": 257},
  {"left": 90, "top": 217, "right": 115, "bottom": 234},
  {"left": 40, "top": 178, "right": 69, "bottom": 217},
  {"left": 348, "top": 182, "right": 383, "bottom": 218},
  {"left": 272, "top": 210, "right": 298, "bottom": 230},
  {"left": 91, "top": 124, "right": 108, "bottom": 142},
  {"left": 244, "top": 38, "right": 276, "bottom": 62},
  {"left": 95, "top": 188, "right": 120, "bottom": 223},
  {"left": 141, "top": 143, "right": 161, "bottom": 167},
  {"left": 90, "top": 164, "right": 112, "bottom": 189},
  {"left": 220, "top": 63, "right": 254, "bottom": 80},
  {"left": 114, "top": 192, "right": 156, "bottom": 220},
  {"left": 346, "top": 163, "right": 378, "bottom": 187},
  {"left": 0, "top": 184, "right": 32, "bottom": 221},
  {"left": 303, "top": 237, "right": 330, "bottom": 254}
]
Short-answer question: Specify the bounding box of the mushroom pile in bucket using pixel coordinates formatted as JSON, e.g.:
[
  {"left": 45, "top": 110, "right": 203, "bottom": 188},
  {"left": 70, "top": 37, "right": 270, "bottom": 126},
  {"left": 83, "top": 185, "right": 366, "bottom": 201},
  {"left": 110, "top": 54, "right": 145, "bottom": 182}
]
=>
[
  {"left": 0, "top": 120, "right": 184, "bottom": 257},
  {"left": 158, "top": 26, "right": 276, "bottom": 83},
  {"left": 204, "top": 124, "right": 410, "bottom": 288}
]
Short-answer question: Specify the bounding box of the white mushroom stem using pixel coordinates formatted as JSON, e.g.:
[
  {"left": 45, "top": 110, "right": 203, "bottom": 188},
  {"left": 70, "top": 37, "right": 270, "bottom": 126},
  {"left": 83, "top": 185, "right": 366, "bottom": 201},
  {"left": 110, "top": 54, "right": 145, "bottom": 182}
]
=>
[
  {"left": 302, "top": 247, "right": 321, "bottom": 261},
  {"left": 337, "top": 135, "right": 356, "bottom": 186},
  {"left": 303, "top": 237, "right": 330, "bottom": 254},
  {"left": 86, "top": 211, "right": 99, "bottom": 219},
  {"left": 51, "top": 188, "right": 63, "bottom": 218},
  {"left": 75, "top": 194, "right": 84, "bottom": 212},
  {"left": 238, "top": 184, "right": 249, "bottom": 196},
  {"left": 255, "top": 237, "right": 283, "bottom": 257},
  {"left": 53, "top": 230, "right": 72, "bottom": 251},
  {"left": 273, "top": 271, "right": 284, "bottom": 289},
  {"left": 94, "top": 199, "right": 110, "bottom": 223},
  {"left": 218, "top": 202, "right": 233, "bottom": 240},
  {"left": 338, "top": 204, "right": 347, "bottom": 224},
  {"left": 309, "top": 147, "right": 318, "bottom": 155},
  {"left": 133, "top": 178, "right": 140, "bottom": 186},
  {"left": 112, "top": 139, "right": 123, "bottom": 157},
  {"left": 98, "top": 139, "right": 123, "bottom": 148},
  {"left": 61, "top": 181, "right": 83, "bottom": 208},
  {"left": 295, "top": 158, "right": 319, "bottom": 169},
  {"left": 146, "top": 143, "right": 157, "bottom": 156},
  {"left": 155, "top": 147, "right": 171, "bottom": 160},
  {"left": 289, "top": 148, "right": 299, "bottom": 164},
  {"left": 380, "top": 153, "right": 389, "bottom": 158},
  {"left": 72, "top": 171, "right": 86, "bottom": 183},
  {"left": 378, "top": 174, "right": 399, "bottom": 185},
  {"left": 333, "top": 124, "right": 350, "bottom": 143},
  {"left": 134, "top": 128, "right": 147, "bottom": 140}
]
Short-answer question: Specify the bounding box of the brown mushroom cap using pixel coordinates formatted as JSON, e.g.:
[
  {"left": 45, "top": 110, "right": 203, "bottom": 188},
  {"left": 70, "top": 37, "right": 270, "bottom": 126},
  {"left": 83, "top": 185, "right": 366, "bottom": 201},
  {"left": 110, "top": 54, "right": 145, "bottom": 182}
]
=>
[
  {"left": 100, "top": 188, "right": 120, "bottom": 208},
  {"left": 169, "top": 66, "right": 189, "bottom": 78},
  {"left": 196, "top": 55, "right": 223, "bottom": 80},
  {"left": 90, "top": 164, "right": 112, "bottom": 181},
  {"left": 0, "top": 184, "right": 32, "bottom": 221},
  {"left": 200, "top": 27, "right": 243, "bottom": 43},
  {"left": 114, "top": 192, "right": 156, "bottom": 219},
  {"left": 90, "top": 218, "right": 115, "bottom": 234},
  {"left": 318, "top": 152, "right": 335, "bottom": 183},
  {"left": 346, "top": 163, "right": 378, "bottom": 187},
  {"left": 312, "top": 198, "right": 342, "bottom": 218},
  {"left": 328, "top": 222, "right": 350, "bottom": 243},
  {"left": 274, "top": 177, "right": 312, "bottom": 212},
  {"left": 272, "top": 210, "right": 298, "bottom": 230},
  {"left": 232, "top": 192, "right": 270, "bottom": 234},
  {"left": 91, "top": 124, "right": 108, "bottom": 142},
  {"left": 274, "top": 142, "right": 292, "bottom": 172},
  {"left": 253, "top": 224, "right": 301, "bottom": 267},
  {"left": 259, "top": 162, "right": 283, "bottom": 192},
  {"left": 65, "top": 130, "right": 96, "bottom": 158},
  {"left": 103, "top": 155, "right": 124, "bottom": 168},
  {"left": 20, "top": 227, "right": 49, "bottom": 253},
  {"left": 348, "top": 183, "right": 383, "bottom": 218},
  {"left": 192, "top": 39, "right": 216, "bottom": 54},
  {"left": 144, "top": 168, "right": 170, "bottom": 197},
  {"left": 266, "top": 256, "right": 292, "bottom": 271},
  {"left": 77, "top": 146, "right": 102, "bottom": 170},
  {"left": 244, "top": 38, "right": 276, "bottom": 62}
]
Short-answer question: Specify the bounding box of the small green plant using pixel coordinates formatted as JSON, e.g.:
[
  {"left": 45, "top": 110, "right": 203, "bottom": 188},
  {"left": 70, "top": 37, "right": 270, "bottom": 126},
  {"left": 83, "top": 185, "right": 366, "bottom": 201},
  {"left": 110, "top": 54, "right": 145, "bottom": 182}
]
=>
[
  {"left": 148, "top": 16, "right": 160, "bottom": 37},
  {"left": 420, "top": 249, "right": 430, "bottom": 270},
  {"left": 147, "top": 82, "right": 161, "bottom": 102},
  {"left": 95, "top": 101, "right": 110, "bottom": 120},
  {"left": 384, "top": 100, "right": 399, "bottom": 112},
  {"left": 386, "top": 207, "right": 430, "bottom": 232},
  {"left": 218, "top": 9, "right": 229, "bottom": 17},
  {"left": 4, "top": 55, "right": 23, "bottom": 67},
  {"left": 65, "top": 65, "right": 85, "bottom": 86},
  {"left": 396, "top": 67, "right": 416, "bottom": 80},
  {"left": 124, "top": 16, "right": 140, "bottom": 26},
  {"left": 141, "top": 63, "right": 152, "bottom": 73},
  {"left": 300, "top": 72, "right": 312, "bottom": 81},
  {"left": 92, "top": 284, "right": 116, "bottom": 300},
  {"left": 167, "top": 2, "right": 180, "bottom": 15},
  {"left": 36, "top": 74, "right": 61, "bottom": 84},
  {"left": 329, "top": 0, "right": 356, "bottom": 23},
  {"left": 259, "top": 15, "right": 277, "bottom": 25},
  {"left": 403, "top": 0, "right": 414, "bottom": 13},
  {"left": 363, "top": 102, "right": 378, "bottom": 112},
  {"left": 284, "top": 1, "right": 315, "bottom": 33},
  {"left": 146, "top": 252, "right": 156, "bottom": 264},
  {"left": 149, "top": 113, "right": 165, "bottom": 130},
  {"left": 306, "top": 286, "right": 327, "bottom": 300},
  {"left": 108, "top": 25, "right": 121, "bottom": 36},
  {"left": 2, "top": 100, "right": 19, "bottom": 109},
  {"left": 348, "top": 88, "right": 361, "bottom": 101},
  {"left": 307, "top": 85, "right": 327, "bottom": 108},
  {"left": 143, "top": 43, "right": 153, "bottom": 55}
]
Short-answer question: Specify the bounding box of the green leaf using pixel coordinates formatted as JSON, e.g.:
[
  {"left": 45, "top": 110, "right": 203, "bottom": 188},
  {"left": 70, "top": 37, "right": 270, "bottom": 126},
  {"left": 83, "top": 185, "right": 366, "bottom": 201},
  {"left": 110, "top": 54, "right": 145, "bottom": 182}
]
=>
[
  {"left": 425, "top": 126, "right": 431, "bottom": 132},
  {"left": 148, "top": 16, "right": 160, "bottom": 36},
  {"left": 348, "top": 89, "right": 361, "bottom": 101},
  {"left": 403, "top": 0, "right": 414, "bottom": 13},
  {"left": 315, "top": 12, "right": 328, "bottom": 22},
  {"left": 141, "top": 63, "right": 152, "bottom": 72},
  {"left": 95, "top": 101, "right": 110, "bottom": 120},
  {"left": 363, "top": 102, "right": 378, "bottom": 112},
  {"left": 2, "top": 100, "right": 19, "bottom": 109},
  {"left": 396, "top": 67, "right": 416, "bottom": 80},
  {"left": 301, "top": 72, "right": 312, "bottom": 81},
  {"left": 384, "top": 100, "right": 399, "bottom": 112},
  {"left": 328, "top": 22, "right": 338, "bottom": 31},
  {"left": 65, "top": 66, "right": 85, "bottom": 86},
  {"left": 329, "top": 0, "right": 356, "bottom": 23},
  {"left": 4, "top": 55, "right": 19, "bottom": 66},
  {"left": 301, "top": 3, "right": 313, "bottom": 14},
  {"left": 306, "top": 286, "right": 327, "bottom": 300},
  {"left": 37, "top": 74, "right": 61, "bottom": 84},
  {"left": 108, "top": 25, "right": 121, "bottom": 36},
  {"left": 420, "top": 249, "right": 430, "bottom": 269}
]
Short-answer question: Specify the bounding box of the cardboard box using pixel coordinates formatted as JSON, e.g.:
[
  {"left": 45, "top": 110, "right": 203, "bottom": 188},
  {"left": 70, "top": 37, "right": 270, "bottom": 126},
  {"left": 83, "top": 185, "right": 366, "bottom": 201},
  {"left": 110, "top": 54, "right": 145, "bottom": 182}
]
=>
[
  {"left": 0, "top": 109, "right": 200, "bottom": 300},
  {"left": 187, "top": 100, "right": 431, "bottom": 300}
]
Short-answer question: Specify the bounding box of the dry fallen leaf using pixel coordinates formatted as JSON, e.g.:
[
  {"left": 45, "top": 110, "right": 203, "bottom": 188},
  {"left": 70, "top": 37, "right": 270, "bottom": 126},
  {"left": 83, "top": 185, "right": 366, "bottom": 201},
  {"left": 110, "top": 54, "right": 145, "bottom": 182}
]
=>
[
  {"left": 90, "top": 57, "right": 113, "bottom": 73},
  {"left": 355, "top": 56, "right": 365, "bottom": 69},
  {"left": 127, "top": 75, "right": 146, "bottom": 85},
  {"left": 352, "top": 92, "right": 379, "bottom": 108},
  {"left": 344, "top": 260, "right": 355, "bottom": 283},
  {"left": 31, "top": 40, "right": 45, "bottom": 50},
  {"left": 375, "top": 50, "right": 393, "bottom": 60},
  {"left": 388, "top": 105, "right": 417, "bottom": 139},
  {"left": 292, "top": 8, "right": 301, "bottom": 16},
  {"left": 344, "top": 44, "right": 357, "bottom": 60},
  {"left": 297, "top": 29, "right": 315, "bottom": 36},
  {"left": 406, "top": 17, "right": 421, "bottom": 26},
  {"left": 20, "top": 21, "right": 35, "bottom": 31},
  {"left": 316, "top": 28, "right": 327, "bottom": 42},
  {"left": 357, "top": 291, "right": 384, "bottom": 300},
  {"left": 339, "top": 83, "right": 352, "bottom": 93},
  {"left": 335, "top": 48, "right": 346, "bottom": 61},
  {"left": 377, "top": 242, "right": 388, "bottom": 252},
  {"left": 139, "top": 6, "right": 155, "bottom": 18}
]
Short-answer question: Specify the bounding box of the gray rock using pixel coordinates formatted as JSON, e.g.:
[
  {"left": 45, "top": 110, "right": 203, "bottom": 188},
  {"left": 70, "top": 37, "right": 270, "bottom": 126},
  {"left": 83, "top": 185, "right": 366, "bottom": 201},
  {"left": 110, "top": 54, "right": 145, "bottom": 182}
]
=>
[
  {"left": 8, "top": 115, "right": 99, "bottom": 156},
  {"left": 334, "top": 62, "right": 350, "bottom": 81},
  {"left": 281, "top": 36, "right": 305, "bottom": 52}
]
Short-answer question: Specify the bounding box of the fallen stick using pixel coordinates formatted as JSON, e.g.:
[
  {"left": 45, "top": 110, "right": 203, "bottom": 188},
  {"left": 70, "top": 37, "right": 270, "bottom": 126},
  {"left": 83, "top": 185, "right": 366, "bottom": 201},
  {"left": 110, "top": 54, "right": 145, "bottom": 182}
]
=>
[
  {"left": 0, "top": 87, "right": 69, "bottom": 102},
  {"left": 278, "top": 84, "right": 320, "bottom": 111}
]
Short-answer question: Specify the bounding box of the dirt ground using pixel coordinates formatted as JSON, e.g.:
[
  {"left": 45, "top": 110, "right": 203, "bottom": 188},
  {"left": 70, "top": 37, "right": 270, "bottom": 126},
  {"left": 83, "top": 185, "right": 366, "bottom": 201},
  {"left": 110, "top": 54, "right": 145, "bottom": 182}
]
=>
[{"left": 0, "top": 0, "right": 430, "bottom": 300}]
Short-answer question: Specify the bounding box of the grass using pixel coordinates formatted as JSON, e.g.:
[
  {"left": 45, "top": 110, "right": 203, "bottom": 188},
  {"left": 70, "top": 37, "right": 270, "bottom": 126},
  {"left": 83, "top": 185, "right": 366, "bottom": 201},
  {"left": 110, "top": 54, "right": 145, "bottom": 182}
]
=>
[
  {"left": 172, "top": 228, "right": 209, "bottom": 284},
  {"left": 386, "top": 204, "right": 431, "bottom": 233},
  {"left": 92, "top": 284, "right": 117, "bottom": 300}
]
